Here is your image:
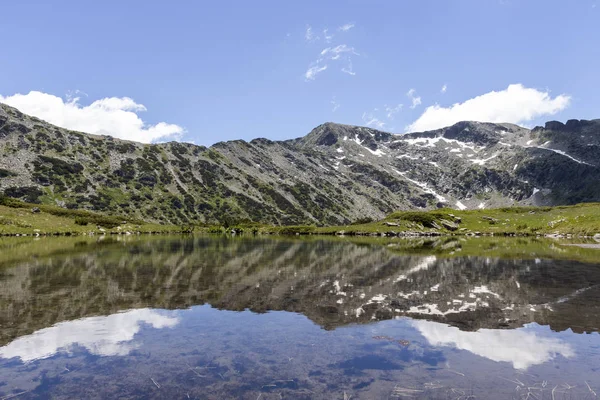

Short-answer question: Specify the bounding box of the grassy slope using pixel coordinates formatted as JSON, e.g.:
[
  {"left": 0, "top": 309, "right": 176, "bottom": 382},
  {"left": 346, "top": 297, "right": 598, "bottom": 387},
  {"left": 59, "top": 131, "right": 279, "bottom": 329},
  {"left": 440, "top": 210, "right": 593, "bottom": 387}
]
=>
[
  {"left": 0, "top": 198, "right": 186, "bottom": 236},
  {"left": 3, "top": 192, "right": 600, "bottom": 237},
  {"left": 260, "top": 203, "right": 600, "bottom": 236}
]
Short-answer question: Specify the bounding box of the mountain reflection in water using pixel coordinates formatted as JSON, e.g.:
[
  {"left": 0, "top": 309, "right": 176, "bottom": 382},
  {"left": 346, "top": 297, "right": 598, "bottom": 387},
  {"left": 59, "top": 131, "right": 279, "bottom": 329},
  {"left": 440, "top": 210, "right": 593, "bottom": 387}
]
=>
[{"left": 0, "top": 235, "right": 599, "bottom": 399}]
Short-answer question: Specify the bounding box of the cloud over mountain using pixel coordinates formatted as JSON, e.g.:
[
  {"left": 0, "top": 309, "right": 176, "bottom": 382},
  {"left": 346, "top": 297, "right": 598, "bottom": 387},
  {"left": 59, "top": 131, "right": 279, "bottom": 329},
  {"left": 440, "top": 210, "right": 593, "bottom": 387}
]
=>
[
  {"left": 406, "top": 84, "right": 570, "bottom": 132},
  {"left": 0, "top": 91, "right": 184, "bottom": 143}
]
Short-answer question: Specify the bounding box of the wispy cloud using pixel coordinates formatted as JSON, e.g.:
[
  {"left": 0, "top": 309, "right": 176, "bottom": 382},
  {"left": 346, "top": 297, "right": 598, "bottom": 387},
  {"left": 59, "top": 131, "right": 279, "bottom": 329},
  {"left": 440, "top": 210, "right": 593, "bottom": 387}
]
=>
[
  {"left": 341, "top": 60, "right": 356, "bottom": 76},
  {"left": 306, "top": 44, "right": 359, "bottom": 81},
  {"left": 360, "top": 102, "right": 402, "bottom": 131},
  {"left": 407, "top": 88, "right": 422, "bottom": 109},
  {"left": 406, "top": 83, "right": 571, "bottom": 132},
  {"left": 320, "top": 44, "right": 359, "bottom": 57},
  {"left": 341, "top": 67, "right": 355, "bottom": 76},
  {"left": 305, "top": 25, "right": 318, "bottom": 42},
  {"left": 385, "top": 104, "right": 403, "bottom": 119},
  {"left": 362, "top": 112, "right": 386, "bottom": 129},
  {"left": 338, "top": 23, "right": 355, "bottom": 32},
  {"left": 304, "top": 64, "right": 328, "bottom": 81},
  {"left": 0, "top": 91, "right": 184, "bottom": 143},
  {"left": 331, "top": 97, "right": 340, "bottom": 112},
  {"left": 303, "top": 24, "right": 359, "bottom": 81},
  {"left": 441, "top": 84, "right": 447, "bottom": 94}
]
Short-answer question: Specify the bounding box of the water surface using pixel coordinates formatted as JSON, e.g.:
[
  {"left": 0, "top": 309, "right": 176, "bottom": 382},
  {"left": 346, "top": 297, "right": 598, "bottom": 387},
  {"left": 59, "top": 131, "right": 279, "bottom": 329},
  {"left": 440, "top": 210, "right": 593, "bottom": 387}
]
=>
[{"left": 1, "top": 236, "right": 599, "bottom": 399}]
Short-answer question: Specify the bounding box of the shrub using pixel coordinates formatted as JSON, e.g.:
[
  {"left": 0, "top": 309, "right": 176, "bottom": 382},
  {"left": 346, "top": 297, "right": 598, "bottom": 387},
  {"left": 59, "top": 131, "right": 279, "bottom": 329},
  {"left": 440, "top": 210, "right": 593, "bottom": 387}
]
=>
[
  {"left": 71, "top": 215, "right": 122, "bottom": 229},
  {"left": 0, "top": 193, "right": 26, "bottom": 208},
  {"left": 499, "top": 206, "right": 552, "bottom": 213},
  {"left": 351, "top": 217, "right": 374, "bottom": 225},
  {"left": 278, "top": 225, "right": 316, "bottom": 235},
  {"left": 74, "top": 217, "right": 89, "bottom": 226},
  {"left": 3, "top": 186, "right": 44, "bottom": 203},
  {"left": 0, "top": 168, "right": 17, "bottom": 178},
  {"left": 387, "top": 211, "right": 446, "bottom": 228}
]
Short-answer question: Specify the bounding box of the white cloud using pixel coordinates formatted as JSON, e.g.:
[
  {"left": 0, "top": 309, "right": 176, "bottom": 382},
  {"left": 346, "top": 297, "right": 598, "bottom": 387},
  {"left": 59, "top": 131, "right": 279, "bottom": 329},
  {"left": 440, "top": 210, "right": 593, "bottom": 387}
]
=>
[
  {"left": 441, "top": 84, "right": 447, "bottom": 93},
  {"left": 302, "top": 21, "right": 358, "bottom": 82},
  {"left": 0, "top": 309, "right": 179, "bottom": 362},
  {"left": 406, "top": 84, "right": 571, "bottom": 132},
  {"left": 305, "top": 64, "right": 328, "bottom": 81},
  {"left": 331, "top": 97, "right": 340, "bottom": 112},
  {"left": 341, "top": 60, "right": 356, "bottom": 76},
  {"left": 0, "top": 91, "right": 184, "bottom": 143},
  {"left": 320, "top": 44, "right": 359, "bottom": 57},
  {"left": 360, "top": 103, "right": 403, "bottom": 129},
  {"left": 362, "top": 112, "right": 386, "bottom": 129},
  {"left": 305, "top": 44, "right": 359, "bottom": 81},
  {"left": 407, "top": 88, "right": 422, "bottom": 109},
  {"left": 341, "top": 68, "right": 355, "bottom": 76},
  {"left": 412, "top": 320, "right": 574, "bottom": 370},
  {"left": 385, "top": 104, "right": 403, "bottom": 119},
  {"left": 305, "top": 25, "right": 318, "bottom": 42}
]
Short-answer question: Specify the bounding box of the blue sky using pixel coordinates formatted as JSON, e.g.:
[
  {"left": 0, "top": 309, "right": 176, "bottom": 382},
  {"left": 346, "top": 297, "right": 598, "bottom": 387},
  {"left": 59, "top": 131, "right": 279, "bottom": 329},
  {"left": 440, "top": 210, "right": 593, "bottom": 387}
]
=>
[{"left": 0, "top": 0, "right": 598, "bottom": 145}]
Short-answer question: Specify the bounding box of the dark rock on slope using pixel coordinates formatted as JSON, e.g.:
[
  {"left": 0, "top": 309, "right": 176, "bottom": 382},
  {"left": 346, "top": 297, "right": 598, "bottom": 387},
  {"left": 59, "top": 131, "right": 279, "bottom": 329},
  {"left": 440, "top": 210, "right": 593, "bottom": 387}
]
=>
[{"left": 1, "top": 103, "right": 599, "bottom": 225}]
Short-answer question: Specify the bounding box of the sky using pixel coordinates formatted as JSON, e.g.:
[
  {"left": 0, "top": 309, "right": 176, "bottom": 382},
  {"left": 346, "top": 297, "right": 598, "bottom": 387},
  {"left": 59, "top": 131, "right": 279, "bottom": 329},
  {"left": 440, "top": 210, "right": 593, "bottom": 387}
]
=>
[{"left": 0, "top": 0, "right": 598, "bottom": 145}]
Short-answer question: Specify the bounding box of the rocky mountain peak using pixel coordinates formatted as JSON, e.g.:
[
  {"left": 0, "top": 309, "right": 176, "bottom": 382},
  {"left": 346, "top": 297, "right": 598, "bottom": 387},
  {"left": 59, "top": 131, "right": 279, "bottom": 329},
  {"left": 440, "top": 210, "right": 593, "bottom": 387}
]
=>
[
  {"left": 295, "top": 122, "right": 394, "bottom": 149},
  {"left": 404, "top": 121, "right": 529, "bottom": 147}
]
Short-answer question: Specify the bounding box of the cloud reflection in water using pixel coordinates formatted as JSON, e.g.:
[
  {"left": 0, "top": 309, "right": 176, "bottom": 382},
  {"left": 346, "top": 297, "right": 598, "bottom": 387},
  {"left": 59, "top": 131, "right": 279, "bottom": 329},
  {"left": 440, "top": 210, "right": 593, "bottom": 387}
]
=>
[
  {"left": 0, "top": 309, "right": 179, "bottom": 362},
  {"left": 412, "top": 320, "right": 575, "bottom": 369}
]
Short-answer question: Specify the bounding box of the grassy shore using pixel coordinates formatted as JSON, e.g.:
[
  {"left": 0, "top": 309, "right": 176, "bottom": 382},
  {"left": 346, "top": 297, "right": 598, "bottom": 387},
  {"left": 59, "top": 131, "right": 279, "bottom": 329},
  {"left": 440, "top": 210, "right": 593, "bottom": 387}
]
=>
[
  {"left": 258, "top": 203, "right": 600, "bottom": 237},
  {"left": 2, "top": 193, "right": 600, "bottom": 237}
]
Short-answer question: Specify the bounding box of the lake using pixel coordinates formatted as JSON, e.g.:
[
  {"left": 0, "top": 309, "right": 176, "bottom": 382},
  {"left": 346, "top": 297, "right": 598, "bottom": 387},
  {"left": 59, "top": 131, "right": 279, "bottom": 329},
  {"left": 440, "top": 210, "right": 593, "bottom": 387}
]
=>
[{"left": 1, "top": 235, "right": 599, "bottom": 399}]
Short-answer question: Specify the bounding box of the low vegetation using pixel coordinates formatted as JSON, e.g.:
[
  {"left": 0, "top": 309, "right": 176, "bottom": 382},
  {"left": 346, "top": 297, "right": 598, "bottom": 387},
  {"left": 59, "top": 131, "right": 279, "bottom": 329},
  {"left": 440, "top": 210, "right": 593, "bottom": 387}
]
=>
[
  {"left": 260, "top": 203, "right": 600, "bottom": 237},
  {"left": 2, "top": 191, "right": 600, "bottom": 237},
  {"left": 0, "top": 195, "right": 188, "bottom": 235}
]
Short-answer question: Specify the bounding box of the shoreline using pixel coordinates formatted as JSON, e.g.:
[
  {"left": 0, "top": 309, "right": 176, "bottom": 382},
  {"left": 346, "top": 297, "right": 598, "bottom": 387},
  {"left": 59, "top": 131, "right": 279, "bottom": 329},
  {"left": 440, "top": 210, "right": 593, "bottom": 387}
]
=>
[
  {"left": 1, "top": 228, "right": 598, "bottom": 240},
  {"left": 2, "top": 200, "right": 600, "bottom": 239}
]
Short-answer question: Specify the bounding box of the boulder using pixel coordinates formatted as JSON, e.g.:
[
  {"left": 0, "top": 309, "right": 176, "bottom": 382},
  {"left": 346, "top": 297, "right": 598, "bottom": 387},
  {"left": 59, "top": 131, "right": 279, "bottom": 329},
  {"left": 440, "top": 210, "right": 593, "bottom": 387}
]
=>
[
  {"left": 440, "top": 219, "right": 459, "bottom": 231},
  {"left": 31, "top": 207, "right": 40, "bottom": 213}
]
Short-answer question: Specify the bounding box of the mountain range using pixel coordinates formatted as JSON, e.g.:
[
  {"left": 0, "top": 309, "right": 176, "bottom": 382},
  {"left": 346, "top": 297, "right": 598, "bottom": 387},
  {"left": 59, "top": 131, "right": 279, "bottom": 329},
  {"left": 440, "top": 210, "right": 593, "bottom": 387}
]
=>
[{"left": 1, "top": 102, "right": 599, "bottom": 225}]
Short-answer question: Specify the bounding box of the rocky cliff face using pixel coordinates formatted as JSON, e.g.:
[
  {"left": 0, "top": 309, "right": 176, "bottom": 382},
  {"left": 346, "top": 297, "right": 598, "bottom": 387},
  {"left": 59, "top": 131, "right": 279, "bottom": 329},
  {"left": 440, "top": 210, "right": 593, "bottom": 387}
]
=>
[{"left": 1, "top": 103, "right": 599, "bottom": 225}]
